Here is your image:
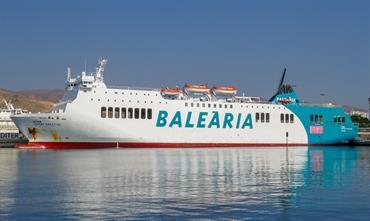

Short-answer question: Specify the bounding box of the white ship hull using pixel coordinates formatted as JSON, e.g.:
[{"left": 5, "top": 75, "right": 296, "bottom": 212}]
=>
[{"left": 12, "top": 95, "right": 308, "bottom": 148}]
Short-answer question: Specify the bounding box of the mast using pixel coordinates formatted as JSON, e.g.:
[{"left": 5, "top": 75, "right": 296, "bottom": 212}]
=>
[
  {"left": 3, "top": 99, "right": 14, "bottom": 110},
  {"left": 67, "top": 67, "right": 71, "bottom": 81},
  {"left": 95, "top": 57, "right": 108, "bottom": 83}
]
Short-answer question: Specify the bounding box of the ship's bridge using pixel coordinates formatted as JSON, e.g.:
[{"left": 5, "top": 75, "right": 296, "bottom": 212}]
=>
[
  {"left": 65, "top": 58, "right": 108, "bottom": 92},
  {"left": 77, "top": 72, "right": 95, "bottom": 89}
]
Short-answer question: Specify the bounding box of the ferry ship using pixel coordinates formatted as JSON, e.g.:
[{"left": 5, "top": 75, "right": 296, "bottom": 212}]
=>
[
  {"left": 0, "top": 100, "right": 28, "bottom": 147},
  {"left": 11, "top": 58, "right": 358, "bottom": 149}
]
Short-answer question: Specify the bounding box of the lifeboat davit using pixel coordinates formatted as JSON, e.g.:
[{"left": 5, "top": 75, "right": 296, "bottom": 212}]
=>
[
  {"left": 184, "top": 84, "right": 210, "bottom": 93},
  {"left": 212, "top": 86, "right": 237, "bottom": 95},
  {"left": 160, "top": 87, "right": 182, "bottom": 96}
]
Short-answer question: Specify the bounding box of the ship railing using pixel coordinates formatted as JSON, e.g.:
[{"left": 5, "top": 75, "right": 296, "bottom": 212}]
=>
[
  {"left": 0, "top": 125, "right": 18, "bottom": 130},
  {"left": 109, "top": 85, "right": 161, "bottom": 92},
  {"left": 359, "top": 127, "right": 370, "bottom": 133},
  {"left": 300, "top": 102, "right": 337, "bottom": 107}
]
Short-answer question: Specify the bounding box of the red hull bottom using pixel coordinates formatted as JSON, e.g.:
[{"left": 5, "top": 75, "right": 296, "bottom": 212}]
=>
[{"left": 16, "top": 141, "right": 311, "bottom": 149}]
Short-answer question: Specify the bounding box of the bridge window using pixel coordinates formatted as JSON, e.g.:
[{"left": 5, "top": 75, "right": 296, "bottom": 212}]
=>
[
  {"left": 101, "top": 107, "right": 106, "bottom": 118},
  {"left": 141, "top": 108, "right": 146, "bottom": 119},
  {"left": 266, "top": 113, "right": 270, "bottom": 123},
  {"left": 128, "top": 108, "right": 133, "bottom": 119},
  {"left": 134, "top": 108, "right": 139, "bottom": 119},
  {"left": 121, "top": 108, "right": 126, "bottom": 118},
  {"left": 285, "top": 114, "right": 289, "bottom": 123},
  {"left": 256, "top": 113, "right": 260, "bottom": 123},
  {"left": 147, "top": 109, "right": 152, "bottom": 119},
  {"left": 280, "top": 114, "right": 284, "bottom": 123},
  {"left": 261, "top": 113, "right": 265, "bottom": 123},
  {"left": 319, "top": 115, "right": 323, "bottom": 124},
  {"left": 108, "top": 107, "right": 113, "bottom": 118},
  {"left": 290, "top": 114, "right": 294, "bottom": 123},
  {"left": 115, "top": 107, "right": 120, "bottom": 118}
]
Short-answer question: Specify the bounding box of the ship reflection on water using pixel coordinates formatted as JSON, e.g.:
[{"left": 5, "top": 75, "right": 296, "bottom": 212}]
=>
[{"left": 0, "top": 147, "right": 369, "bottom": 220}]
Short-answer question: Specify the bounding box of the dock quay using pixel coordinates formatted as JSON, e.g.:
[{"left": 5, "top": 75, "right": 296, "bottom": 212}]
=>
[
  {"left": 355, "top": 128, "right": 370, "bottom": 146},
  {"left": 358, "top": 128, "right": 370, "bottom": 140}
]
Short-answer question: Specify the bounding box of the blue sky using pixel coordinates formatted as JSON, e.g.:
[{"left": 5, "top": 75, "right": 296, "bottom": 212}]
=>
[{"left": 0, "top": 0, "right": 369, "bottom": 109}]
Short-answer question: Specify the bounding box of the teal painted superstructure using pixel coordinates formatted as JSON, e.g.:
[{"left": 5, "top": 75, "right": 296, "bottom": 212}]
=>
[{"left": 271, "top": 89, "right": 358, "bottom": 145}]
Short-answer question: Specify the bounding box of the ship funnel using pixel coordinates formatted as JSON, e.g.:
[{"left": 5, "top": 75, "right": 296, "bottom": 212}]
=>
[
  {"left": 269, "top": 68, "right": 300, "bottom": 105},
  {"left": 269, "top": 68, "right": 286, "bottom": 102}
]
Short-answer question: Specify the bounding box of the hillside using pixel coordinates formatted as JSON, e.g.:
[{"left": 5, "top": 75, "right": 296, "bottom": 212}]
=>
[{"left": 0, "top": 88, "right": 63, "bottom": 113}]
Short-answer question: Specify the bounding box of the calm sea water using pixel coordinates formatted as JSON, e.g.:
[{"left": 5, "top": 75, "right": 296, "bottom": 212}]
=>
[{"left": 0, "top": 146, "right": 369, "bottom": 220}]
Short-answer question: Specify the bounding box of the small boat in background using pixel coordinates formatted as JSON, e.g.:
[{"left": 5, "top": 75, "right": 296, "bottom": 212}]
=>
[{"left": 0, "top": 99, "right": 28, "bottom": 147}]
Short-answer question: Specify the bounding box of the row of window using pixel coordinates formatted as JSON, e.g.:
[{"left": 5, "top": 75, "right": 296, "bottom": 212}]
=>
[
  {"left": 255, "top": 113, "right": 270, "bottom": 123},
  {"left": 310, "top": 114, "right": 323, "bottom": 125},
  {"left": 185, "top": 102, "right": 234, "bottom": 109},
  {"left": 100, "top": 91, "right": 159, "bottom": 96},
  {"left": 334, "top": 116, "right": 346, "bottom": 123},
  {"left": 184, "top": 102, "right": 283, "bottom": 110},
  {"left": 100, "top": 107, "right": 297, "bottom": 124},
  {"left": 101, "top": 107, "right": 152, "bottom": 119},
  {"left": 281, "top": 114, "right": 295, "bottom": 123}
]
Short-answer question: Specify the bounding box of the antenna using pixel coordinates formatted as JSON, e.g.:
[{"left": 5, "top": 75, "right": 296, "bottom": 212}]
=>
[
  {"left": 95, "top": 57, "right": 108, "bottom": 82},
  {"left": 67, "top": 67, "right": 71, "bottom": 81},
  {"left": 3, "top": 99, "right": 9, "bottom": 108},
  {"left": 84, "top": 58, "right": 87, "bottom": 73}
]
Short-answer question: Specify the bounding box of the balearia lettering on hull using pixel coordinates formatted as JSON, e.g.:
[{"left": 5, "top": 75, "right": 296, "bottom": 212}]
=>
[{"left": 156, "top": 110, "right": 253, "bottom": 129}]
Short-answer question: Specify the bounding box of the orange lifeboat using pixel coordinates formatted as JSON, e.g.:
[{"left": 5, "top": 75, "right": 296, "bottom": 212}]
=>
[
  {"left": 160, "top": 87, "right": 181, "bottom": 96},
  {"left": 212, "top": 86, "right": 237, "bottom": 95},
  {"left": 184, "top": 84, "right": 210, "bottom": 93}
]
